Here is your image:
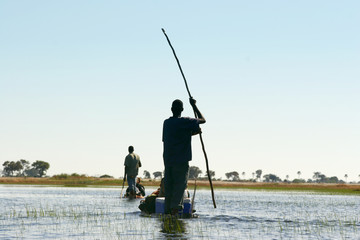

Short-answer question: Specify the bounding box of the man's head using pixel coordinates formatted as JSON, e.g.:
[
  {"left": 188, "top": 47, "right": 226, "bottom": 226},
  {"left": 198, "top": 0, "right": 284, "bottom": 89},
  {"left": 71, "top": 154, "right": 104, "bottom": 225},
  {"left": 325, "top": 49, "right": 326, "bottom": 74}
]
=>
[
  {"left": 128, "top": 146, "right": 134, "bottom": 153},
  {"left": 171, "top": 99, "right": 183, "bottom": 117}
]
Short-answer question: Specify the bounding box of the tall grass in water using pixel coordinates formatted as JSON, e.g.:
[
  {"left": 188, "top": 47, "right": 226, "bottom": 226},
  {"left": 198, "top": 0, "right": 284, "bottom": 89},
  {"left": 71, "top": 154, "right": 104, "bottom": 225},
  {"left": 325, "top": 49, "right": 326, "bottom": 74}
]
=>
[{"left": 1, "top": 188, "right": 359, "bottom": 239}]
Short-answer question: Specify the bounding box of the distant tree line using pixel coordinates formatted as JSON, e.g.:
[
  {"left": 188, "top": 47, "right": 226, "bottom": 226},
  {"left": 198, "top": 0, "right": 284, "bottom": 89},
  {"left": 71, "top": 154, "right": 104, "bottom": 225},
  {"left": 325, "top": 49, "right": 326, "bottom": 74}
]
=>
[
  {"left": 141, "top": 166, "right": 216, "bottom": 181},
  {"left": 141, "top": 167, "right": 358, "bottom": 184},
  {"left": 2, "top": 159, "right": 50, "bottom": 177},
  {"left": 50, "top": 173, "right": 114, "bottom": 179},
  {"left": 309, "top": 172, "right": 343, "bottom": 184},
  {"left": 2, "top": 160, "right": 357, "bottom": 183}
]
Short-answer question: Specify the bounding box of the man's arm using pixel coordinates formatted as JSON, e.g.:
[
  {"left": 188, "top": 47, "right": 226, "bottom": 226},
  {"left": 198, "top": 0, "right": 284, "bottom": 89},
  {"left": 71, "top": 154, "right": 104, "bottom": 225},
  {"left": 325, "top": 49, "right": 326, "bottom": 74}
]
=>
[{"left": 190, "top": 98, "right": 206, "bottom": 124}]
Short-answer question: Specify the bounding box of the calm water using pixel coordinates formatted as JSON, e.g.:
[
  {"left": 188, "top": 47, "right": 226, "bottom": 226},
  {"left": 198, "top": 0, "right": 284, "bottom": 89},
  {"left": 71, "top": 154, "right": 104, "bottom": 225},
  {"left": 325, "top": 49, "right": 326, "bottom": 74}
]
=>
[{"left": 0, "top": 185, "right": 359, "bottom": 239}]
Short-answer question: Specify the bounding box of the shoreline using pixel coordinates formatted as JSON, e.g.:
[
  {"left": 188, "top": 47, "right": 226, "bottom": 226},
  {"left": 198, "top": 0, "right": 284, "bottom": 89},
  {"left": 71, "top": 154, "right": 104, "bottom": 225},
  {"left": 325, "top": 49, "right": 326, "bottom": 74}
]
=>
[{"left": 1, "top": 177, "right": 360, "bottom": 195}]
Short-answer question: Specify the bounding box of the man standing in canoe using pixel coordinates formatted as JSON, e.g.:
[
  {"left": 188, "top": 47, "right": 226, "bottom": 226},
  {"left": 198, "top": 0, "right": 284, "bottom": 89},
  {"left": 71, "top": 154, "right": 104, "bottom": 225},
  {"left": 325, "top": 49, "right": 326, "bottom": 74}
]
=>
[
  {"left": 162, "top": 98, "right": 206, "bottom": 215},
  {"left": 124, "top": 146, "right": 142, "bottom": 197}
]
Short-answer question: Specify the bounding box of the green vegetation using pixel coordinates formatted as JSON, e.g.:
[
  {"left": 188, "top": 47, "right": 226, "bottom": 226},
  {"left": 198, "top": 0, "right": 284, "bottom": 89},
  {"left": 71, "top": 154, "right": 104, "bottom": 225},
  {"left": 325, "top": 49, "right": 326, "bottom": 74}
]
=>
[
  {"left": 0, "top": 174, "right": 160, "bottom": 187},
  {"left": 152, "top": 171, "right": 162, "bottom": 179},
  {"left": 2, "top": 159, "right": 50, "bottom": 177},
  {"left": 143, "top": 170, "right": 151, "bottom": 179},
  {"left": 1, "top": 176, "right": 360, "bottom": 195},
  {"left": 1, "top": 160, "right": 359, "bottom": 194},
  {"left": 209, "top": 182, "right": 360, "bottom": 195},
  {"left": 188, "top": 166, "right": 202, "bottom": 179}
]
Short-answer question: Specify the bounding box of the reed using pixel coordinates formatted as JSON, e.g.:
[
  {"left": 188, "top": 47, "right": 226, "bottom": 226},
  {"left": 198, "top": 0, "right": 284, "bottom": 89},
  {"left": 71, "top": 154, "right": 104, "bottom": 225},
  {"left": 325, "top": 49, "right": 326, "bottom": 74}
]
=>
[{"left": 1, "top": 201, "right": 359, "bottom": 239}]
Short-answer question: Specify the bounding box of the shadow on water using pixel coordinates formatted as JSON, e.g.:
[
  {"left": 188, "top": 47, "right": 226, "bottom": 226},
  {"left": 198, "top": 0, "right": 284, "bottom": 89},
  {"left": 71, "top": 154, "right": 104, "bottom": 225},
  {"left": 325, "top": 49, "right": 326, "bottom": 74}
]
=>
[{"left": 159, "top": 216, "right": 188, "bottom": 240}]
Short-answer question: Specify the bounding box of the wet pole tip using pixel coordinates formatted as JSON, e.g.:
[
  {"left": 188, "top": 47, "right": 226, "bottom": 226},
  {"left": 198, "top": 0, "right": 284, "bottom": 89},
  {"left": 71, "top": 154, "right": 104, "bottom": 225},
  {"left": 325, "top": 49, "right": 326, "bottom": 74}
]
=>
[{"left": 161, "top": 28, "right": 165, "bottom": 33}]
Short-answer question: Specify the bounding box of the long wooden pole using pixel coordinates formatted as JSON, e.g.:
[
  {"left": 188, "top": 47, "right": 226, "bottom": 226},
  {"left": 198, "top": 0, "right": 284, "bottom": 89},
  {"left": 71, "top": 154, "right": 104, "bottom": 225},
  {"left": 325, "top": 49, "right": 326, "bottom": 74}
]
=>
[
  {"left": 191, "top": 178, "right": 197, "bottom": 213},
  {"left": 120, "top": 168, "right": 126, "bottom": 198},
  {"left": 161, "top": 28, "right": 216, "bottom": 208}
]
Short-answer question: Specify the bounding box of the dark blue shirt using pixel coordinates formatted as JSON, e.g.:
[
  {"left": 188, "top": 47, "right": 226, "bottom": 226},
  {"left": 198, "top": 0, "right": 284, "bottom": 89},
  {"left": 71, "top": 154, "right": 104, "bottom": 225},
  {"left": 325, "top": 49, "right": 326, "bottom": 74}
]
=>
[{"left": 162, "top": 117, "right": 201, "bottom": 166}]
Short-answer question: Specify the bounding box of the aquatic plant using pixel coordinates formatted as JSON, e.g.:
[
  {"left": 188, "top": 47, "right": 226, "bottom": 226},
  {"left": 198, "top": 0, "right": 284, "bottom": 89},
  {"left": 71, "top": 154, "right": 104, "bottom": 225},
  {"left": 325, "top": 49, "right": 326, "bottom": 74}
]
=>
[{"left": 1, "top": 187, "right": 359, "bottom": 239}]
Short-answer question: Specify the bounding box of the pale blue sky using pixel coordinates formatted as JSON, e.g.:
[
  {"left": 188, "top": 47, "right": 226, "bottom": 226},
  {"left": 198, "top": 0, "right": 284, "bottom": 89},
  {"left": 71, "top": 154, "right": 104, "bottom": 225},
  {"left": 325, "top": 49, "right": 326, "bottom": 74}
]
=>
[{"left": 1, "top": 1, "right": 359, "bottom": 181}]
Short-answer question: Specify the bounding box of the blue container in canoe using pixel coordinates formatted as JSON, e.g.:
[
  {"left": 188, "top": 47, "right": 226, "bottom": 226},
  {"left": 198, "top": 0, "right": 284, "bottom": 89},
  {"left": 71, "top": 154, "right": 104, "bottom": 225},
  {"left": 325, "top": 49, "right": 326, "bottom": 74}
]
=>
[{"left": 155, "top": 197, "right": 192, "bottom": 214}]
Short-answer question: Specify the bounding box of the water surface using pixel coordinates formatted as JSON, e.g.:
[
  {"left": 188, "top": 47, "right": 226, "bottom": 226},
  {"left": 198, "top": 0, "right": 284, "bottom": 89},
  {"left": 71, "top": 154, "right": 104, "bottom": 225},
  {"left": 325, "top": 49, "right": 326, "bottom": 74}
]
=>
[{"left": 0, "top": 185, "right": 359, "bottom": 239}]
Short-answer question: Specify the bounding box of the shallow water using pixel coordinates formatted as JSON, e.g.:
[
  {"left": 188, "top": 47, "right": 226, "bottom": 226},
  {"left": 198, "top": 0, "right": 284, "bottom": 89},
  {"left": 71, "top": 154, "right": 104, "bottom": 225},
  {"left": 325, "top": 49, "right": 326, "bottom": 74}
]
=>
[{"left": 0, "top": 185, "right": 359, "bottom": 239}]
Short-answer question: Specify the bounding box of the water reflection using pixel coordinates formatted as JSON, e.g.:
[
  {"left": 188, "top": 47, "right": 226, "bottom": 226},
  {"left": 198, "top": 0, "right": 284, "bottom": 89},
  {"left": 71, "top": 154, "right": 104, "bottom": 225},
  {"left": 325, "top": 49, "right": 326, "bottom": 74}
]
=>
[{"left": 160, "top": 216, "right": 188, "bottom": 239}]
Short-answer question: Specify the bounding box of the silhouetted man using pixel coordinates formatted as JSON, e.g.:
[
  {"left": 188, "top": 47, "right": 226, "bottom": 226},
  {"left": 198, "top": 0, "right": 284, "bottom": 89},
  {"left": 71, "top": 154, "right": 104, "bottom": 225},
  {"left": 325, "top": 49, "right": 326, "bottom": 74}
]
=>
[
  {"left": 162, "top": 98, "right": 205, "bottom": 215},
  {"left": 124, "top": 146, "right": 141, "bottom": 197}
]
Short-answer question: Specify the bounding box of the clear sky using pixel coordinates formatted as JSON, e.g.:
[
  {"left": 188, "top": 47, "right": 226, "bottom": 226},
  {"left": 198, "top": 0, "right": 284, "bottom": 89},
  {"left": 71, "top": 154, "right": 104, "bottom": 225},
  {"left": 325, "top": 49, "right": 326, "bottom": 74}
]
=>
[{"left": 1, "top": 1, "right": 359, "bottom": 181}]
